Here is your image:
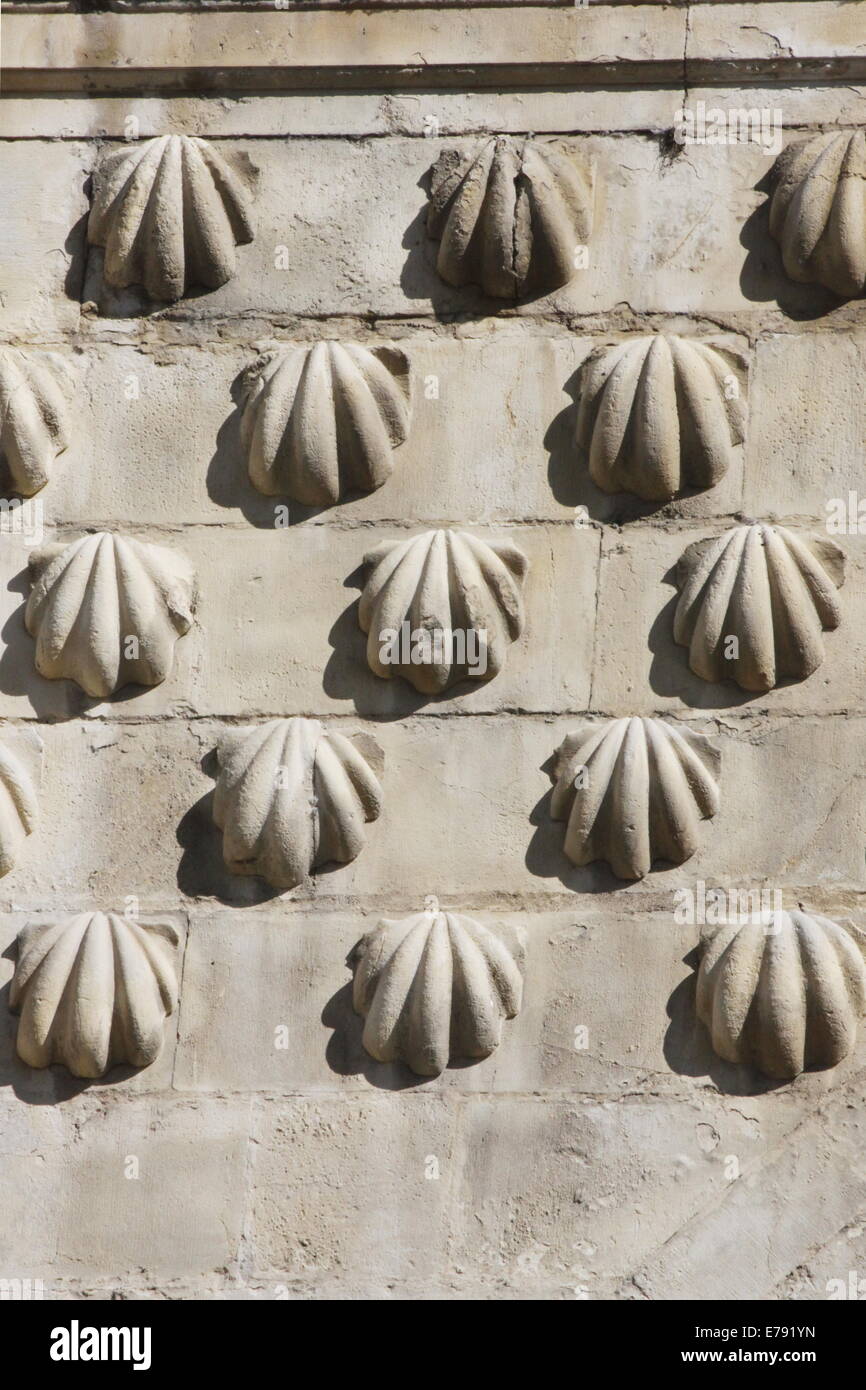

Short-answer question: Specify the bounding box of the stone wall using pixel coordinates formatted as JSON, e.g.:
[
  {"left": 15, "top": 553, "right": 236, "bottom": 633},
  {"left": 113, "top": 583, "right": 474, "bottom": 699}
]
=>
[{"left": 2, "top": 1, "right": 866, "bottom": 1301}]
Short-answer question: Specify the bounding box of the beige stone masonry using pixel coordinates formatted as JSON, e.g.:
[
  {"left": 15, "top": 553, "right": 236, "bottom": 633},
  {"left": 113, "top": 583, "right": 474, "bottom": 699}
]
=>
[{"left": 2, "top": 0, "right": 866, "bottom": 1302}]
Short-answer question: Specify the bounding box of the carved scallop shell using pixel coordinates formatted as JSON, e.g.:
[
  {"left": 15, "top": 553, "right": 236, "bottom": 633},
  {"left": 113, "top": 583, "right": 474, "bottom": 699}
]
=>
[
  {"left": 0, "top": 739, "right": 39, "bottom": 878},
  {"left": 574, "top": 335, "right": 747, "bottom": 502},
  {"left": 769, "top": 131, "right": 866, "bottom": 298},
  {"left": 240, "top": 343, "right": 411, "bottom": 504},
  {"left": 674, "top": 524, "right": 844, "bottom": 692},
  {"left": 87, "top": 135, "right": 255, "bottom": 302},
  {"left": 550, "top": 716, "right": 720, "bottom": 880},
  {"left": 353, "top": 909, "right": 523, "bottom": 1076},
  {"left": 0, "top": 348, "right": 73, "bottom": 497},
  {"left": 358, "top": 529, "right": 528, "bottom": 694},
  {"left": 697, "top": 909, "right": 866, "bottom": 1079},
  {"left": 25, "top": 532, "right": 196, "bottom": 698},
  {"left": 427, "top": 136, "right": 594, "bottom": 299},
  {"left": 10, "top": 912, "right": 179, "bottom": 1079},
  {"left": 213, "top": 717, "right": 383, "bottom": 889}
]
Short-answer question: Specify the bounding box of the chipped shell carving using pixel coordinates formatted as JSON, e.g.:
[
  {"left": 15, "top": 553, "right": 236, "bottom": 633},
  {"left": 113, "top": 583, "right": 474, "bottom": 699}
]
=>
[
  {"left": 358, "top": 529, "right": 528, "bottom": 695},
  {"left": 769, "top": 131, "right": 866, "bottom": 299},
  {"left": 427, "top": 136, "right": 594, "bottom": 299},
  {"left": 697, "top": 909, "right": 866, "bottom": 1080},
  {"left": 240, "top": 342, "right": 411, "bottom": 504},
  {"left": 574, "top": 335, "right": 747, "bottom": 502},
  {"left": 0, "top": 739, "right": 39, "bottom": 878},
  {"left": 10, "top": 913, "right": 179, "bottom": 1079},
  {"left": 550, "top": 716, "right": 720, "bottom": 880},
  {"left": 213, "top": 717, "right": 383, "bottom": 889},
  {"left": 353, "top": 909, "right": 523, "bottom": 1076},
  {"left": 0, "top": 348, "right": 73, "bottom": 497},
  {"left": 674, "top": 524, "right": 844, "bottom": 693},
  {"left": 87, "top": 134, "right": 255, "bottom": 302},
  {"left": 25, "top": 532, "right": 196, "bottom": 698}
]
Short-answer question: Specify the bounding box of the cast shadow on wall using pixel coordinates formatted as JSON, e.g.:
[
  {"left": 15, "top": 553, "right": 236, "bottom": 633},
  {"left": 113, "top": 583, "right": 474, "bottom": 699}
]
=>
[
  {"left": 0, "top": 947, "right": 140, "bottom": 1106},
  {"left": 321, "top": 564, "right": 503, "bottom": 719},
  {"left": 523, "top": 752, "right": 654, "bottom": 894},
  {"left": 0, "top": 567, "right": 154, "bottom": 718},
  {"left": 399, "top": 166, "right": 568, "bottom": 320},
  {"left": 207, "top": 366, "right": 336, "bottom": 529},
  {"left": 543, "top": 364, "right": 704, "bottom": 525},
  {"left": 175, "top": 749, "right": 285, "bottom": 907},
  {"left": 664, "top": 948, "right": 798, "bottom": 1098},
  {"left": 322, "top": 963, "right": 437, "bottom": 1093},
  {"left": 738, "top": 166, "right": 846, "bottom": 320},
  {"left": 647, "top": 565, "right": 764, "bottom": 709},
  {"left": 64, "top": 193, "right": 90, "bottom": 307}
]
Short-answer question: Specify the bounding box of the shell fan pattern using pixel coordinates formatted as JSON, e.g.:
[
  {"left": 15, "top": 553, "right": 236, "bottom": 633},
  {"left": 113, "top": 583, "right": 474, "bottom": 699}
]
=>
[
  {"left": 769, "top": 131, "right": 866, "bottom": 299},
  {"left": 240, "top": 342, "right": 411, "bottom": 505},
  {"left": 353, "top": 909, "right": 523, "bottom": 1076},
  {"left": 212, "top": 717, "right": 383, "bottom": 889},
  {"left": 10, "top": 913, "right": 179, "bottom": 1079},
  {"left": 0, "top": 739, "right": 39, "bottom": 879},
  {"left": 427, "top": 136, "right": 594, "bottom": 299},
  {"left": 697, "top": 909, "right": 866, "bottom": 1079},
  {"left": 0, "top": 348, "right": 73, "bottom": 497},
  {"left": 550, "top": 716, "right": 721, "bottom": 880},
  {"left": 674, "top": 523, "right": 844, "bottom": 692},
  {"left": 574, "top": 334, "right": 747, "bottom": 502},
  {"left": 358, "top": 529, "right": 528, "bottom": 694},
  {"left": 25, "top": 532, "right": 196, "bottom": 698},
  {"left": 87, "top": 134, "right": 255, "bottom": 302}
]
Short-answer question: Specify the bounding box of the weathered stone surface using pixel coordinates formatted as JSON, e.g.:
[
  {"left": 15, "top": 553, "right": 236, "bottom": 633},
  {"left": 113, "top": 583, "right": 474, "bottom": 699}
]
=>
[
  {"left": 629, "top": 1089, "right": 866, "bottom": 1300},
  {"left": 0, "top": 89, "right": 682, "bottom": 140},
  {"left": 0, "top": 1093, "right": 248, "bottom": 1281},
  {"left": 2, "top": 712, "right": 859, "bottom": 914},
  {"left": 448, "top": 1093, "right": 803, "bottom": 1296},
  {"left": 24, "top": 532, "right": 196, "bottom": 699},
  {"left": 212, "top": 718, "right": 384, "bottom": 889},
  {"left": 0, "top": 348, "right": 74, "bottom": 498},
  {"left": 88, "top": 136, "right": 256, "bottom": 304},
  {"left": 575, "top": 334, "right": 748, "bottom": 502},
  {"left": 177, "top": 901, "right": 866, "bottom": 1101},
  {"left": 7, "top": 0, "right": 866, "bottom": 1305},
  {"left": 240, "top": 342, "right": 411, "bottom": 505},
  {"left": 688, "top": 3, "right": 866, "bottom": 69},
  {"left": 0, "top": 523, "right": 597, "bottom": 719},
  {"left": 0, "top": 141, "right": 89, "bottom": 335},
  {"left": 11, "top": 912, "right": 179, "bottom": 1079},
  {"left": 16, "top": 336, "right": 755, "bottom": 529},
  {"left": 249, "top": 1095, "right": 455, "bottom": 1287},
  {"left": 593, "top": 527, "right": 866, "bottom": 717},
  {"left": 66, "top": 135, "right": 779, "bottom": 320},
  {"left": 359, "top": 529, "right": 528, "bottom": 694},
  {"left": 1, "top": 8, "right": 689, "bottom": 84},
  {"left": 746, "top": 329, "right": 866, "bottom": 520},
  {"left": 697, "top": 909, "right": 866, "bottom": 1080},
  {"left": 353, "top": 909, "right": 523, "bottom": 1075},
  {"left": 674, "top": 524, "right": 844, "bottom": 692},
  {"left": 550, "top": 716, "right": 721, "bottom": 880}
]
